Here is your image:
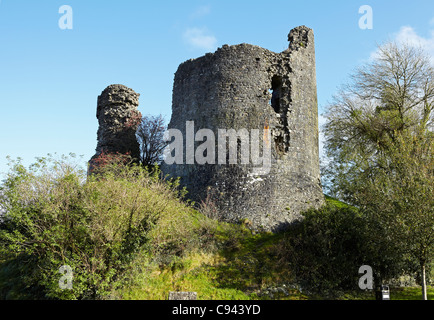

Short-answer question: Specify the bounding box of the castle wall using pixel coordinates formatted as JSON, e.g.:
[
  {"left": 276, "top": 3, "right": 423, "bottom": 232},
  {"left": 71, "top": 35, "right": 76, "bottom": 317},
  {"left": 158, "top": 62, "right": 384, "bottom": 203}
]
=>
[
  {"left": 88, "top": 84, "right": 141, "bottom": 174},
  {"left": 162, "top": 26, "right": 324, "bottom": 231}
]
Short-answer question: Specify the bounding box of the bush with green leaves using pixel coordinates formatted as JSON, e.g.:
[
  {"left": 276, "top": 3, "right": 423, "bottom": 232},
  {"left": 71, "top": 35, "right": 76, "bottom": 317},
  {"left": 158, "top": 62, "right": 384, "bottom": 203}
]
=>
[
  {"left": 0, "top": 154, "right": 198, "bottom": 299},
  {"left": 274, "top": 197, "right": 407, "bottom": 296}
]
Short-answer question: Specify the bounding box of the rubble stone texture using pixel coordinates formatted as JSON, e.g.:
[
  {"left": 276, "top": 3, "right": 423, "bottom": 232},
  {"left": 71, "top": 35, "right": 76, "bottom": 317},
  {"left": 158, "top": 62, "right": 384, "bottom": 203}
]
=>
[
  {"left": 168, "top": 291, "right": 198, "bottom": 300},
  {"left": 88, "top": 84, "right": 141, "bottom": 174},
  {"left": 161, "top": 26, "right": 325, "bottom": 231}
]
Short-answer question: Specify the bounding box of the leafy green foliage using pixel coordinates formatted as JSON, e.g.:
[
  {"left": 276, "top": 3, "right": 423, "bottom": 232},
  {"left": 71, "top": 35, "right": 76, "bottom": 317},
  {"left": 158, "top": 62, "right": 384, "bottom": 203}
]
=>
[
  {"left": 273, "top": 198, "right": 372, "bottom": 296},
  {"left": 322, "top": 41, "right": 434, "bottom": 298},
  {"left": 0, "top": 154, "right": 196, "bottom": 299},
  {"left": 323, "top": 42, "right": 434, "bottom": 201}
]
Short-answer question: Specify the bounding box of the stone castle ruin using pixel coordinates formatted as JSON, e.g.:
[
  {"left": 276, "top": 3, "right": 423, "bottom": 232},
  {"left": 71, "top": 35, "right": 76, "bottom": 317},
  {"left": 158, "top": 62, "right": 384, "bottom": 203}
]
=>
[
  {"left": 162, "top": 26, "right": 324, "bottom": 231},
  {"left": 90, "top": 26, "right": 324, "bottom": 231},
  {"left": 89, "top": 84, "right": 141, "bottom": 174}
]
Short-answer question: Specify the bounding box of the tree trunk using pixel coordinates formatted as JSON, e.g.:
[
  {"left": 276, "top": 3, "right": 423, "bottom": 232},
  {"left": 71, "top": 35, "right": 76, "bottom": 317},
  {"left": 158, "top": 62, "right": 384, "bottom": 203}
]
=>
[{"left": 421, "top": 263, "right": 427, "bottom": 300}]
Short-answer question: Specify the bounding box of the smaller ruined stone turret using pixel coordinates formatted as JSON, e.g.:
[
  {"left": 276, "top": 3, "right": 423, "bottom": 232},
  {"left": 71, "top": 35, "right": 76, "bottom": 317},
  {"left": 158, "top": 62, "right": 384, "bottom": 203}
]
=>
[{"left": 88, "top": 84, "right": 141, "bottom": 174}]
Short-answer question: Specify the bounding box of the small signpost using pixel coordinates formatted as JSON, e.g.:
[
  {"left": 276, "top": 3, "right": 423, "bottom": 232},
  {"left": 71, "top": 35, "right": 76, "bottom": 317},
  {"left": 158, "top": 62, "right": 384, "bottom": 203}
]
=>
[
  {"left": 168, "top": 291, "right": 198, "bottom": 300},
  {"left": 376, "top": 285, "right": 390, "bottom": 300}
]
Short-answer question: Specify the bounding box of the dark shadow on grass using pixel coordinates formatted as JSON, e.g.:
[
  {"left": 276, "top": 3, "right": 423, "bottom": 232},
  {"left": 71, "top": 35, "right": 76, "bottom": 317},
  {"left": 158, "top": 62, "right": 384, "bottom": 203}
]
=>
[{"left": 209, "top": 225, "right": 294, "bottom": 295}]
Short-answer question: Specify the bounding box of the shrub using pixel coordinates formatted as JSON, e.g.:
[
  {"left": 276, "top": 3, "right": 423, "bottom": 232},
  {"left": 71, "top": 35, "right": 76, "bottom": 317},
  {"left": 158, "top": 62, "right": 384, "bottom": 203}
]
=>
[
  {"left": 0, "top": 154, "right": 197, "bottom": 299},
  {"left": 274, "top": 196, "right": 411, "bottom": 297},
  {"left": 274, "top": 197, "right": 372, "bottom": 296}
]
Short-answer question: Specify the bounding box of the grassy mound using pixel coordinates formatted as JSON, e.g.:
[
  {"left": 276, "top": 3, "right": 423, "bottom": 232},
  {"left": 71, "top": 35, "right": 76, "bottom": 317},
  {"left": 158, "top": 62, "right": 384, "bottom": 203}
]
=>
[{"left": 1, "top": 155, "right": 431, "bottom": 300}]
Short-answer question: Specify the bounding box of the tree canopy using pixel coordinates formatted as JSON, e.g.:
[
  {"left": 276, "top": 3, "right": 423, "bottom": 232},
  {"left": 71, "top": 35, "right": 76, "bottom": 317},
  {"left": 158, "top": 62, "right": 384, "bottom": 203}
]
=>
[{"left": 323, "top": 41, "right": 434, "bottom": 299}]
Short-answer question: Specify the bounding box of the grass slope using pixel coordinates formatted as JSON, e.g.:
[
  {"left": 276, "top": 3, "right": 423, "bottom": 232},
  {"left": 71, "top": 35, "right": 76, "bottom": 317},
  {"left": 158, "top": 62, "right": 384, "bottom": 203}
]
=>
[{"left": 117, "top": 195, "right": 433, "bottom": 300}]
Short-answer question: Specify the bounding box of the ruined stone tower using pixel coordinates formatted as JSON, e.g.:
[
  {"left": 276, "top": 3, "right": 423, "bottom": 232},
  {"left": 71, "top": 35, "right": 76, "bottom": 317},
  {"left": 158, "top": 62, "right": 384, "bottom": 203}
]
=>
[
  {"left": 162, "top": 26, "right": 325, "bottom": 231},
  {"left": 88, "top": 84, "right": 141, "bottom": 174}
]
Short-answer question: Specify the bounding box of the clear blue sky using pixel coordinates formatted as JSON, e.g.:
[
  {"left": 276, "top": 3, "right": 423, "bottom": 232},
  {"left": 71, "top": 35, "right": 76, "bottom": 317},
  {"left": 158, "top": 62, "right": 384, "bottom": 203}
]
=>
[{"left": 1, "top": 0, "right": 433, "bottom": 174}]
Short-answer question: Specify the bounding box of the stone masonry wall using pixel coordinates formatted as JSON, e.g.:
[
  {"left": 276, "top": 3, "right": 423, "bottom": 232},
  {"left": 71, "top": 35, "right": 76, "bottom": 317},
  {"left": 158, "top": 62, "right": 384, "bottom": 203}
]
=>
[
  {"left": 88, "top": 84, "right": 141, "bottom": 174},
  {"left": 162, "top": 26, "right": 324, "bottom": 231}
]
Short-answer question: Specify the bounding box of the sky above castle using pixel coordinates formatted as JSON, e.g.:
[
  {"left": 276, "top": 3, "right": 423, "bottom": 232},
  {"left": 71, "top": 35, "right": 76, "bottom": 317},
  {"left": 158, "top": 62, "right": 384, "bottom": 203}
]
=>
[{"left": 1, "top": 0, "right": 434, "bottom": 174}]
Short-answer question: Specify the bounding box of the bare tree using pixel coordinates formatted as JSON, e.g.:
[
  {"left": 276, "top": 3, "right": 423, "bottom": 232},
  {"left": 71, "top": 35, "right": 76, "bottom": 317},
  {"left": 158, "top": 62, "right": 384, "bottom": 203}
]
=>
[{"left": 136, "top": 114, "right": 168, "bottom": 168}]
